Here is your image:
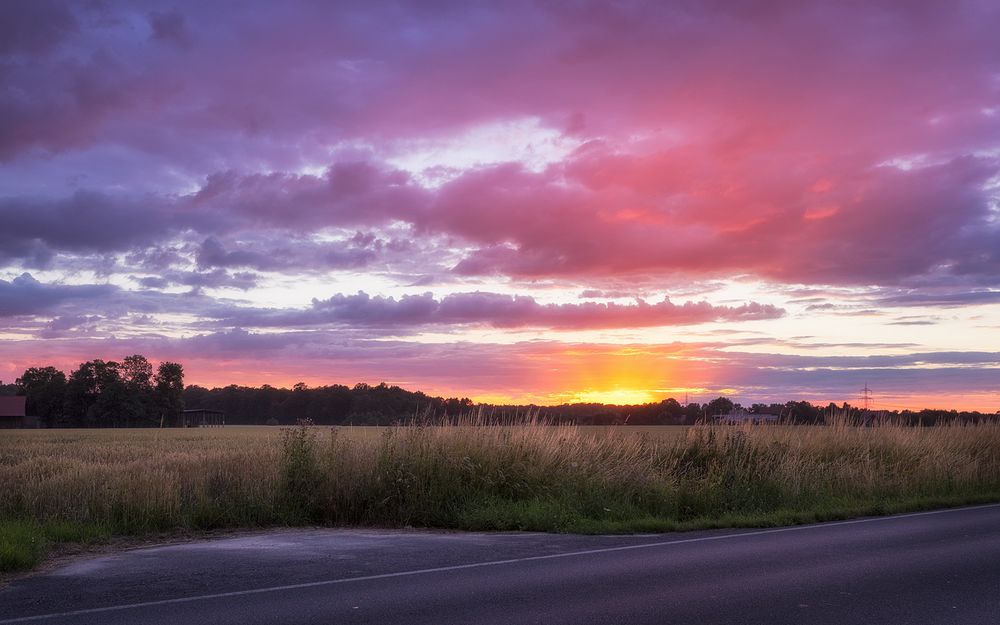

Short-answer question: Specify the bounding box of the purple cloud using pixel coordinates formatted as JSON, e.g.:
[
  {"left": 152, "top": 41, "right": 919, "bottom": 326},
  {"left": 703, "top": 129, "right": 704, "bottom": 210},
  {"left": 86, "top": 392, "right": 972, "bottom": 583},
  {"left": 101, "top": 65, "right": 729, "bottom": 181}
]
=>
[
  {"left": 223, "top": 291, "right": 785, "bottom": 330},
  {"left": 0, "top": 273, "right": 114, "bottom": 316}
]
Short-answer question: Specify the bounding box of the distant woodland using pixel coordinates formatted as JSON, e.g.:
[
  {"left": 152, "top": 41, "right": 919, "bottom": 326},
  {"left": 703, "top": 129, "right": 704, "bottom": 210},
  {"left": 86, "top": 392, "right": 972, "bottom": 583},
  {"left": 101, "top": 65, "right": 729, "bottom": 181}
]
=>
[
  {"left": 2, "top": 356, "right": 183, "bottom": 428},
  {"left": 2, "top": 356, "right": 997, "bottom": 427}
]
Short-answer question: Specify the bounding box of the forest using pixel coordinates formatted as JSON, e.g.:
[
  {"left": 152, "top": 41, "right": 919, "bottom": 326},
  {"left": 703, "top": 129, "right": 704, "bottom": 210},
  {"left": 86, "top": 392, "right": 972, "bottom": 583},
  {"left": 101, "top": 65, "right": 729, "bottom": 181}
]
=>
[{"left": 2, "top": 356, "right": 183, "bottom": 427}]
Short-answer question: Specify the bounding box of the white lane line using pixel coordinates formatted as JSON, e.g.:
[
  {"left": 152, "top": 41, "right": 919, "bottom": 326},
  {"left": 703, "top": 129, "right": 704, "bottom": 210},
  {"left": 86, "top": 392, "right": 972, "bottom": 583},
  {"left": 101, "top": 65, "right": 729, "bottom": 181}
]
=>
[{"left": 3, "top": 502, "right": 999, "bottom": 624}]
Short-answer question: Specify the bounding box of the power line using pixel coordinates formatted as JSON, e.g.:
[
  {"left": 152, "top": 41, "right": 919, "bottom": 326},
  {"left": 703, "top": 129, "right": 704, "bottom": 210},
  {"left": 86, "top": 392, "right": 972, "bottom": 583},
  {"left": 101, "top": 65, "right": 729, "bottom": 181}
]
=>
[{"left": 859, "top": 382, "right": 873, "bottom": 411}]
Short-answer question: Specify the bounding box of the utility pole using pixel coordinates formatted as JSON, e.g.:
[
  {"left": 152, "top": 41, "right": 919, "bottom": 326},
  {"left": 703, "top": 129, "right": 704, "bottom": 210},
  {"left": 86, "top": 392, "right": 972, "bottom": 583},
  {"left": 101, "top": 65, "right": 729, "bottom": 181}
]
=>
[{"left": 860, "top": 382, "right": 873, "bottom": 411}]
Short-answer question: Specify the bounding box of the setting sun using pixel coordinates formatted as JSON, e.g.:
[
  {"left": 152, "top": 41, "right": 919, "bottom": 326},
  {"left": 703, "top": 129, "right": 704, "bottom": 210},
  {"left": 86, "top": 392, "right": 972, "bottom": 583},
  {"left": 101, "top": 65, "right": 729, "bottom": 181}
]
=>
[{"left": 571, "top": 389, "right": 659, "bottom": 406}]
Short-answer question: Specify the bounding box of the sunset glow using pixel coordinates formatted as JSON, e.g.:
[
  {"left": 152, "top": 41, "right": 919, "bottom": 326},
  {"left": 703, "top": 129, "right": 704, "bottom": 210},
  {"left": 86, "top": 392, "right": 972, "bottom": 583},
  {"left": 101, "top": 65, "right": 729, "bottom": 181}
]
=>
[{"left": 1, "top": 1, "right": 999, "bottom": 411}]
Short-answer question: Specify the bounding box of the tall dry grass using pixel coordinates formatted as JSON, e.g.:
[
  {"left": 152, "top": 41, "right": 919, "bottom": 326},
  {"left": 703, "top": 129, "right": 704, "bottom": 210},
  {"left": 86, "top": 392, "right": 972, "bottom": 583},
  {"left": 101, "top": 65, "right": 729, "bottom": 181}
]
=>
[
  {"left": 0, "top": 428, "right": 283, "bottom": 534},
  {"left": 2, "top": 418, "right": 999, "bottom": 555}
]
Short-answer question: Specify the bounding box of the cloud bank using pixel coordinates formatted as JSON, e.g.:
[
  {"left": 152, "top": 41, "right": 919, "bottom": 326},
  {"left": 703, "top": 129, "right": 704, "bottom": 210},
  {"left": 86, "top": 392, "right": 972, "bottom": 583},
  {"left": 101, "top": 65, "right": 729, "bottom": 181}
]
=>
[{"left": 1, "top": 1, "right": 998, "bottom": 407}]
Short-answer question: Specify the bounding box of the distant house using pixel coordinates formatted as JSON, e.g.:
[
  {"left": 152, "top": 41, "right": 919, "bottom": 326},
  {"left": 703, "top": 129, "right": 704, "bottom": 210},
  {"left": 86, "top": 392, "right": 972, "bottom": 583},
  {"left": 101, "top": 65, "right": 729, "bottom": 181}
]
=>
[
  {"left": 177, "top": 408, "right": 225, "bottom": 428},
  {"left": 711, "top": 409, "right": 781, "bottom": 425},
  {"left": 0, "top": 396, "right": 40, "bottom": 429}
]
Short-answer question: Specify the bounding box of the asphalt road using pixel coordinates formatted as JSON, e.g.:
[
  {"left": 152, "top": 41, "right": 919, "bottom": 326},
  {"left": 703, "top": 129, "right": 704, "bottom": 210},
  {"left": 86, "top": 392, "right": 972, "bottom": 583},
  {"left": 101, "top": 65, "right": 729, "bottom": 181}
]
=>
[{"left": 2, "top": 503, "right": 1000, "bottom": 625}]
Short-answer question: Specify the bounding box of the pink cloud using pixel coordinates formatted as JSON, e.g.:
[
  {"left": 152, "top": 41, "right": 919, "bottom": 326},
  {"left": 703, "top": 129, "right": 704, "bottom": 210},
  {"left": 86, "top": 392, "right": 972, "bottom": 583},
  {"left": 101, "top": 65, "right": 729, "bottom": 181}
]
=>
[
  {"left": 2, "top": 1, "right": 997, "bottom": 289},
  {"left": 435, "top": 153, "right": 998, "bottom": 286}
]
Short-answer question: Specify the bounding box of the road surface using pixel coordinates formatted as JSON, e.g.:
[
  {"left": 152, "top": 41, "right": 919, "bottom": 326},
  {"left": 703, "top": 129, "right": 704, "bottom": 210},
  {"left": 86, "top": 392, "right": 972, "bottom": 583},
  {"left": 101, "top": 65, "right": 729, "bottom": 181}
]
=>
[{"left": 2, "top": 503, "right": 999, "bottom": 624}]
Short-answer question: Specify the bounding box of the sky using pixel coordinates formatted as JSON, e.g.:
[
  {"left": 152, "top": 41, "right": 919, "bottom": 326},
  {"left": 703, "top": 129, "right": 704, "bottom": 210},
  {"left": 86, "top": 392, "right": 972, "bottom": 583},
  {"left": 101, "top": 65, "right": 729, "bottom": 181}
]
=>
[{"left": 1, "top": 0, "right": 999, "bottom": 411}]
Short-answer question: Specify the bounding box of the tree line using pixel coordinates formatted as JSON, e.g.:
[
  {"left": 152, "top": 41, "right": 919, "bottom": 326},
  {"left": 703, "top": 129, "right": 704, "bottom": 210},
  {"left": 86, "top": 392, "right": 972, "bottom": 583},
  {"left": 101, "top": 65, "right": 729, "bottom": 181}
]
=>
[
  {"left": 182, "top": 382, "right": 473, "bottom": 426},
  {"left": 3, "top": 356, "right": 184, "bottom": 427},
  {"left": 2, "top": 357, "right": 996, "bottom": 427},
  {"left": 520, "top": 397, "right": 998, "bottom": 426}
]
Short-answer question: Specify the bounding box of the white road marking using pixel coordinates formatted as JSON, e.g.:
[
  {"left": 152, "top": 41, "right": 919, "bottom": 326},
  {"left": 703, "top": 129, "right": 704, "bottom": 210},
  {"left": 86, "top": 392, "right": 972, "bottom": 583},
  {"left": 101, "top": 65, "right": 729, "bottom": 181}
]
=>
[{"left": 2, "top": 502, "right": 998, "bottom": 624}]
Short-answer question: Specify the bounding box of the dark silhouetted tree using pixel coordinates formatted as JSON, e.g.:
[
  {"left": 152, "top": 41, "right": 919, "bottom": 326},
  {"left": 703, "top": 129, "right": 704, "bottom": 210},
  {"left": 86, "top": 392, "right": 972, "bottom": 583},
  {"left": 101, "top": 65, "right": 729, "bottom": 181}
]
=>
[
  {"left": 65, "top": 360, "right": 126, "bottom": 427},
  {"left": 16, "top": 366, "right": 67, "bottom": 427},
  {"left": 154, "top": 362, "right": 185, "bottom": 426},
  {"left": 706, "top": 396, "right": 735, "bottom": 417},
  {"left": 658, "top": 397, "right": 684, "bottom": 424},
  {"left": 121, "top": 354, "right": 154, "bottom": 425}
]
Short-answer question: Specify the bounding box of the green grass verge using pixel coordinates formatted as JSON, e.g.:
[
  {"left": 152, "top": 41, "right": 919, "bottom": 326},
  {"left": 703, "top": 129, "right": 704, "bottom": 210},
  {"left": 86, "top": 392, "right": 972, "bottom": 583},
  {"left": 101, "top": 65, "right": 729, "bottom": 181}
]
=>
[
  {"left": 457, "top": 492, "right": 1000, "bottom": 534},
  {"left": 0, "top": 520, "right": 110, "bottom": 573}
]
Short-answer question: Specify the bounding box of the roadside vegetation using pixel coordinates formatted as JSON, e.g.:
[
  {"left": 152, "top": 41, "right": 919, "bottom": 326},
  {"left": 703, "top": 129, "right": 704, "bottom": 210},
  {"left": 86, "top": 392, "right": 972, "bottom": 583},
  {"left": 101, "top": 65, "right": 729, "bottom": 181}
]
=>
[{"left": 3, "top": 418, "right": 1000, "bottom": 573}]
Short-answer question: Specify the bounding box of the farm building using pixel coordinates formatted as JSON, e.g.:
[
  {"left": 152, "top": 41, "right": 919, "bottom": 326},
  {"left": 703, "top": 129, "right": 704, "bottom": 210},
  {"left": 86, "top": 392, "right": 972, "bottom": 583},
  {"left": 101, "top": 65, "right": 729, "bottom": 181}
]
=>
[
  {"left": 177, "top": 408, "right": 225, "bottom": 427},
  {"left": 0, "top": 396, "right": 40, "bottom": 429}
]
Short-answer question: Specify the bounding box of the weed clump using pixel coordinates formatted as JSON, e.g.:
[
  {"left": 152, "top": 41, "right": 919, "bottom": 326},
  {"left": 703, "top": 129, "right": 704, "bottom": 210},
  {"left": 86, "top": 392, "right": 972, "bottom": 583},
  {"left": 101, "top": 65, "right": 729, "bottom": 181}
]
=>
[{"left": 279, "top": 420, "right": 322, "bottom": 521}]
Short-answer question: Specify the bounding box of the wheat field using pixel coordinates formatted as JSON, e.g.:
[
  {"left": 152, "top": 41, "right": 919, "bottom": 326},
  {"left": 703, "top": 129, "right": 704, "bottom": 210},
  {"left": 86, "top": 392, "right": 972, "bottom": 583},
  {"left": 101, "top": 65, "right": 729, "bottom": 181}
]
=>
[{"left": 2, "top": 419, "right": 1000, "bottom": 571}]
